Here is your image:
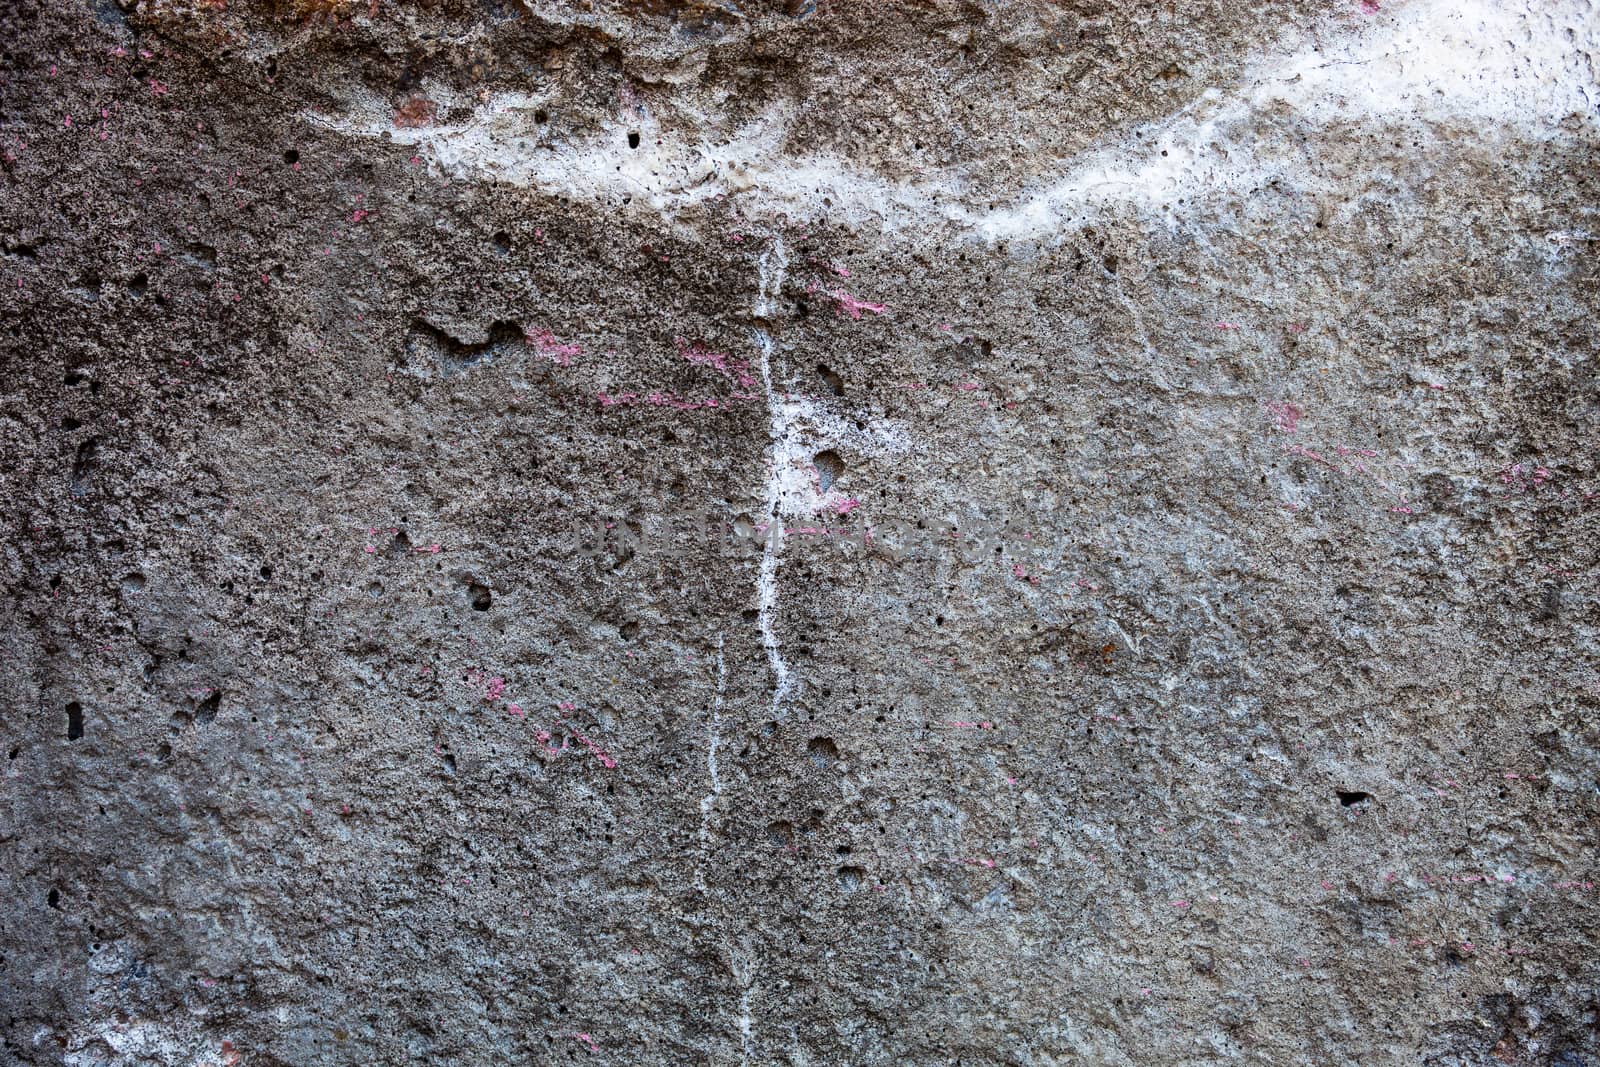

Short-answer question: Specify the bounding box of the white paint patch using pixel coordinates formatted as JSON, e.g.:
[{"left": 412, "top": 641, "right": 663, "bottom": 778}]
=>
[
  {"left": 975, "top": 0, "right": 1599, "bottom": 239},
  {"left": 303, "top": 0, "right": 1594, "bottom": 238},
  {"left": 64, "top": 1017, "right": 228, "bottom": 1067}
]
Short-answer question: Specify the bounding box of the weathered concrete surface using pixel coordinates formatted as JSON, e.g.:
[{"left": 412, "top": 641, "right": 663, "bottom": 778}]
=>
[{"left": 3, "top": 0, "right": 1599, "bottom": 1063}]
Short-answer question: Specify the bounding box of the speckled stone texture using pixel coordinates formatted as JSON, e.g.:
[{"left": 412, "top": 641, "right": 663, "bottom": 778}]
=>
[{"left": 3, "top": 0, "right": 1599, "bottom": 1064}]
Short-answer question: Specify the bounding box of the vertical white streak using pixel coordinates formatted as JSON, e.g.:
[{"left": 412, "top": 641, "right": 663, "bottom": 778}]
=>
[
  {"left": 738, "top": 984, "right": 754, "bottom": 1066},
  {"left": 754, "top": 237, "right": 795, "bottom": 717}
]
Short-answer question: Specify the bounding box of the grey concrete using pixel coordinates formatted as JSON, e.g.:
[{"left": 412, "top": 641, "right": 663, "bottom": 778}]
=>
[{"left": 2, "top": 0, "right": 1599, "bottom": 1063}]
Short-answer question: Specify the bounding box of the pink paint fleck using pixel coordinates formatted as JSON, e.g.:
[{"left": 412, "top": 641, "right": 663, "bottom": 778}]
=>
[
  {"left": 574, "top": 1033, "right": 599, "bottom": 1053},
  {"left": 1285, "top": 443, "right": 1337, "bottom": 469},
  {"left": 569, "top": 729, "right": 618, "bottom": 769},
  {"left": 526, "top": 328, "right": 581, "bottom": 367},
  {"left": 826, "top": 289, "right": 887, "bottom": 320},
  {"left": 676, "top": 337, "right": 754, "bottom": 389},
  {"left": 832, "top": 498, "right": 860, "bottom": 515},
  {"left": 1266, "top": 400, "right": 1302, "bottom": 434},
  {"left": 350, "top": 208, "right": 371, "bottom": 223},
  {"left": 1170, "top": 900, "right": 1191, "bottom": 909},
  {"left": 482, "top": 677, "right": 507, "bottom": 704}
]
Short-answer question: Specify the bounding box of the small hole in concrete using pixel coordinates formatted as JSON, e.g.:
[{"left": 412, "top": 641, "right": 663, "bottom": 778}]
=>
[
  {"left": 66, "top": 702, "right": 84, "bottom": 740},
  {"left": 469, "top": 583, "right": 492, "bottom": 611},
  {"left": 814, "top": 450, "right": 844, "bottom": 492},
  {"left": 1337, "top": 790, "right": 1372, "bottom": 806}
]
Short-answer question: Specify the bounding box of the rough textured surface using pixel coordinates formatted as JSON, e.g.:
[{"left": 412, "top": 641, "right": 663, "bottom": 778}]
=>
[{"left": 3, "top": 0, "right": 1600, "bottom": 1063}]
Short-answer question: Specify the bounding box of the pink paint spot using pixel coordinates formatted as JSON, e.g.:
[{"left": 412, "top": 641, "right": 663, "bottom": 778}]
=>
[
  {"left": 1358, "top": 0, "right": 1379, "bottom": 12},
  {"left": 482, "top": 677, "right": 507, "bottom": 704},
  {"left": 1214, "top": 321, "right": 1241, "bottom": 330},
  {"left": 833, "top": 498, "right": 860, "bottom": 515},
  {"left": 826, "top": 289, "right": 887, "bottom": 320},
  {"left": 574, "top": 1033, "right": 599, "bottom": 1053},
  {"left": 1285, "top": 443, "right": 1337, "bottom": 469},
  {"left": 149, "top": 79, "right": 169, "bottom": 96},
  {"left": 350, "top": 208, "right": 371, "bottom": 223},
  {"left": 676, "top": 337, "right": 754, "bottom": 389},
  {"left": 506, "top": 703, "right": 526, "bottom": 719},
  {"left": 1170, "top": 900, "right": 1191, "bottom": 909},
  {"left": 1266, "top": 400, "right": 1302, "bottom": 434},
  {"left": 526, "top": 328, "right": 581, "bottom": 367},
  {"left": 955, "top": 381, "right": 981, "bottom": 392}
]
